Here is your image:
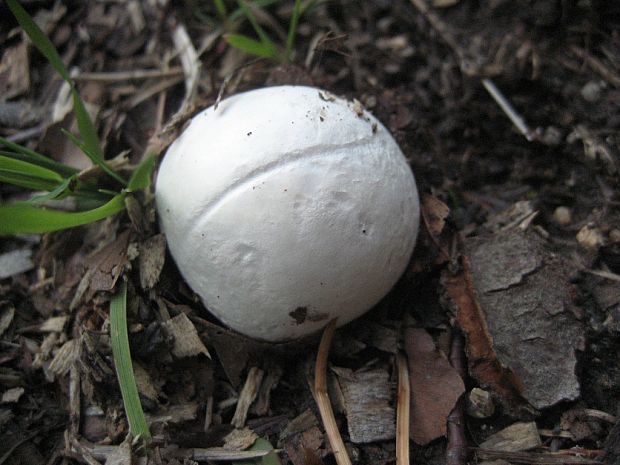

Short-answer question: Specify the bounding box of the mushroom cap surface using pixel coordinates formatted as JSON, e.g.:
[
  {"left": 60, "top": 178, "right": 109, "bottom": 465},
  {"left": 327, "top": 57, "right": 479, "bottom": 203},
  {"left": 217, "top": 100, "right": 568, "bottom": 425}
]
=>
[{"left": 156, "top": 85, "right": 419, "bottom": 341}]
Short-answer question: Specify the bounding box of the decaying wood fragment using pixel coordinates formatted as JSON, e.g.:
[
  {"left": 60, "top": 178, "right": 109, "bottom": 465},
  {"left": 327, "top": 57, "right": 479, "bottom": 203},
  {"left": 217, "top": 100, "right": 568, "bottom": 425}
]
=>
[
  {"left": 252, "top": 365, "right": 282, "bottom": 416},
  {"left": 333, "top": 365, "right": 395, "bottom": 443},
  {"left": 231, "top": 367, "right": 264, "bottom": 428}
]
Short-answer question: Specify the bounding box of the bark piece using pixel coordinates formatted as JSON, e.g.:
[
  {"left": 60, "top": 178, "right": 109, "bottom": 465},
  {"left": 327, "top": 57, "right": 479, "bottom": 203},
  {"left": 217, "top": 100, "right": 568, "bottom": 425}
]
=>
[
  {"left": 464, "top": 230, "right": 584, "bottom": 410},
  {"left": 0, "top": 305, "right": 15, "bottom": 337},
  {"left": 146, "top": 402, "right": 199, "bottom": 425},
  {"left": 223, "top": 427, "right": 258, "bottom": 450},
  {"left": 442, "top": 256, "right": 527, "bottom": 414},
  {"left": 479, "top": 422, "right": 541, "bottom": 452},
  {"left": 162, "top": 313, "right": 210, "bottom": 358},
  {"left": 49, "top": 339, "right": 80, "bottom": 376},
  {"left": 404, "top": 327, "right": 465, "bottom": 445},
  {"left": 333, "top": 366, "right": 396, "bottom": 443},
  {"left": 279, "top": 410, "right": 325, "bottom": 465}
]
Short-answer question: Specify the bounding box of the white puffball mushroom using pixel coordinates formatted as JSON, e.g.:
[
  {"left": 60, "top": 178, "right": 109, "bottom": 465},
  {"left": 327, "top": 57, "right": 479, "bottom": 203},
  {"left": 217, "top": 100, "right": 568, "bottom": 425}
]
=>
[{"left": 156, "top": 85, "right": 420, "bottom": 342}]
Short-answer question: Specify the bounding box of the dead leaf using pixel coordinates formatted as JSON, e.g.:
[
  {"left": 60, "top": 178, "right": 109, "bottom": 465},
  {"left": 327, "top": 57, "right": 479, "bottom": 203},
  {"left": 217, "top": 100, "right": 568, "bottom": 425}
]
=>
[
  {"left": 404, "top": 327, "right": 465, "bottom": 445},
  {"left": 89, "top": 230, "right": 131, "bottom": 292},
  {"left": 422, "top": 194, "right": 450, "bottom": 238},
  {"left": 161, "top": 313, "right": 210, "bottom": 359},
  {"left": 139, "top": 234, "right": 166, "bottom": 289}
]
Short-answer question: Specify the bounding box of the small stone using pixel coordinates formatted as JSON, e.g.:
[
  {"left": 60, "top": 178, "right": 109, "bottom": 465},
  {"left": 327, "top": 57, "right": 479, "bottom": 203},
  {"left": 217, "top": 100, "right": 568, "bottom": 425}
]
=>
[
  {"left": 577, "top": 224, "right": 605, "bottom": 250},
  {"left": 466, "top": 388, "right": 495, "bottom": 419},
  {"left": 580, "top": 81, "right": 603, "bottom": 103},
  {"left": 541, "top": 126, "right": 562, "bottom": 146},
  {"left": 1, "top": 387, "right": 25, "bottom": 404},
  {"left": 553, "top": 206, "right": 572, "bottom": 226}
]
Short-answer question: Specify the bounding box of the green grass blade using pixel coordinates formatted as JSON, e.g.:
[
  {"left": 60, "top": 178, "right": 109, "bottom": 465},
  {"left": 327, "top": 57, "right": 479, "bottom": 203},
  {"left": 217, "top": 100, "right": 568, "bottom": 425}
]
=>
[
  {"left": 237, "top": 1, "right": 278, "bottom": 53},
  {"left": 0, "top": 137, "right": 78, "bottom": 177},
  {"left": 28, "top": 177, "right": 76, "bottom": 203},
  {"left": 61, "top": 129, "right": 127, "bottom": 186},
  {"left": 214, "top": 0, "right": 228, "bottom": 19},
  {"left": 110, "top": 281, "right": 152, "bottom": 441},
  {"left": 127, "top": 154, "right": 156, "bottom": 192},
  {"left": 6, "top": 0, "right": 71, "bottom": 82},
  {"left": 0, "top": 154, "right": 64, "bottom": 190},
  {"left": 7, "top": 0, "right": 121, "bottom": 185},
  {"left": 71, "top": 88, "right": 108, "bottom": 169},
  {"left": 226, "top": 34, "right": 278, "bottom": 58},
  {"left": 0, "top": 169, "right": 62, "bottom": 191},
  {"left": 0, "top": 194, "right": 126, "bottom": 235},
  {"left": 286, "top": 0, "right": 303, "bottom": 61}
]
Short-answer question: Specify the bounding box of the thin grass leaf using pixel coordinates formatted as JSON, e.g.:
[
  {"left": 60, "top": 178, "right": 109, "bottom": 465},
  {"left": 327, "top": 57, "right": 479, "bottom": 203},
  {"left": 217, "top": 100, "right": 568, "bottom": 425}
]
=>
[
  {"left": 226, "top": 34, "right": 278, "bottom": 58},
  {"left": 28, "top": 177, "right": 76, "bottom": 204},
  {"left": 0, "top": 136, "right": 78, "bottom": 177},
  {"left": 6, "top": 0, "right": 71, "bottom": 82},
  {"left": 286, "top": 0, "right": 303, "bottom": 61},
  {"left": 0, "top": 169, "right": 62, "bottom": 192},
  {"left": 237, "top": 1, "right": 278, "bottom": 53},
  {"left": 0, "top": 155, "right": 64, "bottom": 190},
  {"left": 7, "top": 0, "right": 123, "bottom": 185},
  {"left": 128, "top": 154, "right": 156, "bottom": 191},
  {"left": 70, "top": 88, "right": 108, "bottom": 169},
  {"left": 214, "top": 0, "right": 228, "bottom": 19},
  {"left": 0, "top": 194, "right": 126, "bottom": 235},
  {"left": 110, "top": 281, "right": 152, "bottom": 441},
  {"left": 229, "top": 0, "right": 280, "bottom": 22},
  {"left": 62, "top": 129, "right": 127, "bottom": 186}
]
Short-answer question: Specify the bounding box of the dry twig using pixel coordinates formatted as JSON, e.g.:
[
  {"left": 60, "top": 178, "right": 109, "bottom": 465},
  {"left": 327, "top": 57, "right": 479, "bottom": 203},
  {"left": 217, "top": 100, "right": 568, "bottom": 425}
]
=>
[
  {"left": 447, "top": 333, "right": 467, "bottom": 465},
  {"left": 396, "top": 352, "right": 410, "bottom": 465},
  {"left": 314, "top": 319, "right": 352, "bottom": 465},
  {"left": 570, "top": 45, "right": 620, "bottom": 87}
]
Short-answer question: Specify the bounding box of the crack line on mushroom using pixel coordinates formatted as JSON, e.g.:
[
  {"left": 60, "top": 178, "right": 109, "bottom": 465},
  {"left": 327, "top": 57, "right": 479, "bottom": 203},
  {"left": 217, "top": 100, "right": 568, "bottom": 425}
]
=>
[{"left": 188, "top": 135, "right": 379, "bottom": 236}]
